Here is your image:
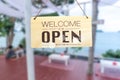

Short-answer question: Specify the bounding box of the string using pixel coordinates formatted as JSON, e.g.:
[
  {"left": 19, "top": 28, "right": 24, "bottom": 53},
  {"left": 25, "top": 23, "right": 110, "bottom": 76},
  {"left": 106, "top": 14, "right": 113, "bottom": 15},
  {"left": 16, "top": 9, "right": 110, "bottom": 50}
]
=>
[
  {"left": 34, "top": 7, "right": 43, "bottom": 20},
  {"left": 34, "top": 0, "right": 48, "bottom": 20},
  {"left": 75, "top": 0, "right": 88, "bottom": 19},
  {"left": 34, "top": 0, "right": 88, "bottom": 20}
]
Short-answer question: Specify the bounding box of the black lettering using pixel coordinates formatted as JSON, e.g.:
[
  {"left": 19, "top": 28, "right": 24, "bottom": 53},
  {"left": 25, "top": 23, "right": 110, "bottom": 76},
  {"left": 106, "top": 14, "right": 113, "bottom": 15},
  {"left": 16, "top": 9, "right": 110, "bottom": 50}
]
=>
[
  {"left": 69, "top": 21, "right": 76, "bottom": 26},
  {"left": 52, "top": 31, "right": 60, "bottom": 42},
  {"left": 42, "top": 31, "right": 50, "bottom": 43},
  {"left": 64, "top": 21, "right": 69, "bottom": 27},
  {"left": 49, "top": 21, "right": 55, "bottom": 27},
  {"left": 63, "top": 31, "right": 69, "bottom": 43},
  {"left": 76, "top": 21, "right": 81, "bottom": 27},
  {"left": 58, "top": 21, "right": 63, "bottom": 27},
  {"left": 71, "top": 31, "right": 81, "bottom": 42},
  {"left": 41, "top": 21, "right": 49, "bottom": 27}
]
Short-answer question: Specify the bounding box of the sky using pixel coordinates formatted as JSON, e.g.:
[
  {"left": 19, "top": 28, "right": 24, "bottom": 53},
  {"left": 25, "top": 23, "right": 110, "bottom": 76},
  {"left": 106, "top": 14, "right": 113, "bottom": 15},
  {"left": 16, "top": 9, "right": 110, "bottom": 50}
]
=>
[
  {"left": 69, "top": 0, "right": 120, "bottom": 32},
  {"left": 98, "top": 1, "right": 120, "bottom": 32}
]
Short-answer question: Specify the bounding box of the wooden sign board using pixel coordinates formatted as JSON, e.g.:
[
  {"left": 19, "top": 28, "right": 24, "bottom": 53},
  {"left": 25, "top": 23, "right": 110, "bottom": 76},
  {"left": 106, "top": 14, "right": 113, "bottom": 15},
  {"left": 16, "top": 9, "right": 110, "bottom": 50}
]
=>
[{"left": 31, "top": 16, "right": 92, "bottom": 48}]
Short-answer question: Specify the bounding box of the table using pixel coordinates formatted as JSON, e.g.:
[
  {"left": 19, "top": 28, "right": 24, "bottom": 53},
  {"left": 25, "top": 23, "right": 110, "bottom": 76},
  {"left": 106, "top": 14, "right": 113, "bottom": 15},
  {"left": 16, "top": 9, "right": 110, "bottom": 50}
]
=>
[{"left": 48, "top": 54, "right": 70, "bottom": 66}]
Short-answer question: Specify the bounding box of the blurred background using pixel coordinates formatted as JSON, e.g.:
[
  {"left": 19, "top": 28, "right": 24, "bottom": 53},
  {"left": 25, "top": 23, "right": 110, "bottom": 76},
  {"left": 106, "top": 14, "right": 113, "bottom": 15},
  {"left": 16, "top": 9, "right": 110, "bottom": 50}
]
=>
[{"left": 0, "top": 0, "right": 120, "bottom": 58}]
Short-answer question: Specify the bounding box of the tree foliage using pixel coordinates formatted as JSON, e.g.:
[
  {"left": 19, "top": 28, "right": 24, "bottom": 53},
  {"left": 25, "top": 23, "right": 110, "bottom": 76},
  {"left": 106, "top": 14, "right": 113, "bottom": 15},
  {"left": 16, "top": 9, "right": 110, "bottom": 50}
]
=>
[
  {"left": 102, "top": 49, "right": 120, "bottom": 58},
  {"left": 33, "top": 0, "right": 74, "bottom": 8},
  {"left": 71, "top": 47, "right": 82, "bottom": 52},
  {"left": 0, "top": 15, "right": 15, "bottom": 46},
  {"left": 0, "top": 15, "right": 14, "bottom": 36},
  {"left": 50, "top": 0, "right": 74, "bottom": 5}
]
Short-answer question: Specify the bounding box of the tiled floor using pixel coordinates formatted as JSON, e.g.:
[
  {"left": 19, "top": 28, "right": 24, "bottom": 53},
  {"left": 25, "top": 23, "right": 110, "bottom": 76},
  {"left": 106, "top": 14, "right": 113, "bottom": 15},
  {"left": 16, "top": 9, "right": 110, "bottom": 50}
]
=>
[{"left": 0, "top": 55, "right": 119, "bottom": 80}]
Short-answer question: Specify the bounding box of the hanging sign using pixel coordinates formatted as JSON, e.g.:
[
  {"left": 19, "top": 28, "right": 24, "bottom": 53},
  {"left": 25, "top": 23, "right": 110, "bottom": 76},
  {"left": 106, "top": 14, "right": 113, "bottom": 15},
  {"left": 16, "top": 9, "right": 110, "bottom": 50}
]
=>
[{"left": 31, "top": 16, "right": 92, "bottom": 48}]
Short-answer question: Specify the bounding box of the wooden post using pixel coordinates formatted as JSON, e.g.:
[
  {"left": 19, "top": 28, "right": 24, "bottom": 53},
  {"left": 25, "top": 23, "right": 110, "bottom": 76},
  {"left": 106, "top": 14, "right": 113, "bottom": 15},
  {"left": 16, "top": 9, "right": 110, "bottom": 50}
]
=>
[{"left": 88, "top": 0, "right": 99, "bottom": 75}]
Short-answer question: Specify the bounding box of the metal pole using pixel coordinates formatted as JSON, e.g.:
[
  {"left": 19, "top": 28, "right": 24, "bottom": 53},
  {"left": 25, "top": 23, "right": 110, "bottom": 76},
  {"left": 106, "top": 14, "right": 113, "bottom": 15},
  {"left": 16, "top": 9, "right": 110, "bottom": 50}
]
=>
[
  {"left": 88, "top": 0, "right": 99, "bottom": 75},
  {"left": 25, "top": 0, "right": 35, "bottom": 80}
]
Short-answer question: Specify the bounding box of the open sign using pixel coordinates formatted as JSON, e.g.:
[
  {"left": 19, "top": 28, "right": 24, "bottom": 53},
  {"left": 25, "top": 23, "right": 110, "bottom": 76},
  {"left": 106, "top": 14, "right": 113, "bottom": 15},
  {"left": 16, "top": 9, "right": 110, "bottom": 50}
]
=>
[{"left": 31, "top": 16, "right": 92, "bottom": 48}]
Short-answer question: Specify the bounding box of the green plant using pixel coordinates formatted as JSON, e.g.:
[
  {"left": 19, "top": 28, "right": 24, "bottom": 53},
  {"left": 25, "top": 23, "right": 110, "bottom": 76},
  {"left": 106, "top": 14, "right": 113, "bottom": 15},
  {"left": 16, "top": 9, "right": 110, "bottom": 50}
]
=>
[
  {"left": 40, "top": 12, "right": 59, "bottom": 16},
  {"left": 50, "top": 0, "right": 74, "bottom": 6},
  {"left": 0, "top": 15, "right": 14, "bottom": 36},
  {"left": 102, "top": 49, "right": 120, "bottom": 58},
  {"left": 71, "top": 47, "right": 82, "bottom": 53},
  {"left": 0, "top": 15, "right": 15, "bottom": 46},
  {"left": 0, "top": 51, "right": 3, "bottom": 55},
  {"left": 20, "top": 38, "right": 26, "bottom": 48},
  {"left": 34, "top": 50, "right": 52, "bottom": 56},
  {"left": 115, "top": 49, "right": 120, "bottom": 58}
]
